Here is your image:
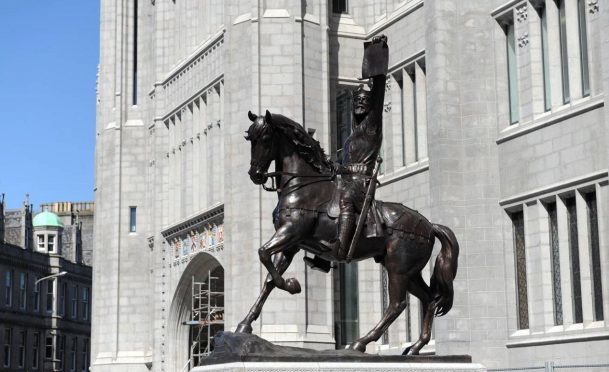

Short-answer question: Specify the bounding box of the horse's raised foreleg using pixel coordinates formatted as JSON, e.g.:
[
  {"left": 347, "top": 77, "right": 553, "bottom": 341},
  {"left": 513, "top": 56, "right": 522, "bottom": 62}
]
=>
[
  {"left": 236, "top": 246, "right": 299, "bottom": 333},
  {"left": 258, "top": 223, "right": 302, "bottom": 294},
  {"left": 349, "top": 269, "right": 408, "bottom": 352},
  {"left": 403, "top": 273, "right": 434, "bottom": 355}
]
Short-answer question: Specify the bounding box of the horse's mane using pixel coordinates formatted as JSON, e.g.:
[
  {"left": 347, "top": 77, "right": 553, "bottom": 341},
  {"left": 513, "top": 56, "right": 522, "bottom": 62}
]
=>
[{"left": 270, "top": 113, "right": 333, "bottom": 174}]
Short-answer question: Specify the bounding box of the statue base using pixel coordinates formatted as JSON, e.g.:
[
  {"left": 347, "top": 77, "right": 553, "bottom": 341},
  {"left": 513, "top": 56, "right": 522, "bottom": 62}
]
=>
[{"left": 192, "top": 332, "right": 486, "bottom": 372}]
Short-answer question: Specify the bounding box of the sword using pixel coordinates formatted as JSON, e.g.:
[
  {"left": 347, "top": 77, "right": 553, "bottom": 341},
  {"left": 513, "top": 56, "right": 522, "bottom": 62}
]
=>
[{"left": 346, "top": 156, "right": 383, "bottom": 263}]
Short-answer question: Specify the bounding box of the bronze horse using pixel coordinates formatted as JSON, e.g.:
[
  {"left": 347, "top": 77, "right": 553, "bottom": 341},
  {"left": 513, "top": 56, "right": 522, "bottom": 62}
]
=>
[{"left": 236, "top": 110, "right": 459, "bottom": 355}]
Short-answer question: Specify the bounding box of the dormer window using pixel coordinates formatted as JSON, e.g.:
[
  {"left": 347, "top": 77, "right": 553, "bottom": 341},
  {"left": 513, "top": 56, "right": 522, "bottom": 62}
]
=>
[{"left": 33, "top": 210, "right": 64, "bottom": 255}]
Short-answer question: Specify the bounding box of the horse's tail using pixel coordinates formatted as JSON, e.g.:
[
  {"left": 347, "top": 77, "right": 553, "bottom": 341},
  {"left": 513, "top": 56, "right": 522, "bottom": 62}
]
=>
[{"left": 430, "top": 223, "right": 459, "bottom": 316}]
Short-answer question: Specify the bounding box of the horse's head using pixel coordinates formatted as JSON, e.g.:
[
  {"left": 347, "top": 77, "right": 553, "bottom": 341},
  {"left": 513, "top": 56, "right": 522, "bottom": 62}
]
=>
[{"left": 245, "top": 110, "right": 277, "bottom": 185}]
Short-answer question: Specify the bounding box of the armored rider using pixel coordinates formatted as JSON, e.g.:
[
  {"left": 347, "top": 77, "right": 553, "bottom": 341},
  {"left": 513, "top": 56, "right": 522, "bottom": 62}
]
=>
[
  {"left": 302, "top": 35, "right": 388, "bottom": 272},
  {"left": 331, "top": 35, "right": 388, "bottom": 260}
]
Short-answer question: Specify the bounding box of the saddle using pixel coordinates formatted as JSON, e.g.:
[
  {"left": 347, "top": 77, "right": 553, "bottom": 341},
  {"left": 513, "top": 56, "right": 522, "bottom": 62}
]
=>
[{"left": 326, "top": 188, "right": 432, "bottom": 241}]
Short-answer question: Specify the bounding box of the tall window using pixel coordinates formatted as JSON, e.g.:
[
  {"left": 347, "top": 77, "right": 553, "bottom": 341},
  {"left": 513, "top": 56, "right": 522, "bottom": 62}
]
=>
[
  {"left": 408, "top": 70, "right": 419, "bottom": 162},
  {"left": 129, "top": 207, "right": 137, "bottom": 233},
  {"left": 547, "top": 202, "right": 563, "bottom": 325},
  {"left": 506, "top": 22, "right": 519, "bottom": 124},
  {"left": 585, "top": 192, "right": 603, "bottom": 321},
  {"left": 540, "top": 5, "right": 552, "bottom": 111},
  {"left": 32, "top": 332, "right": 40, "bottom": 370},
  {"left": 17, "top": 330, "right": 25, "bottom": 369},
  {"left": 59, "top": 282, "right": 67, "bottom": 316},
  {"left": 558, "top": 0, "right": 571, "bottom": 103},
  {"left": 512, "top": 211, "right": 528, "bottom": 329},
  {"left": 338, "top": 263, "right": 359, "bottom": 345},
  {"left": 33, "top": 279, "right": 41, "bottom": 312},
  {"left": 70, "top": 337, "right": 77, "bottom": 372},
  {"left": 335, "top": 89, "right": 352, "bottom": 162},
  {"left": 19, "top": 273, "right": 27, "bottom": 310},
  {"left": 5, "top": 270, "right": 12, "bottom": 307},
  {"left": 81, "top": 339, "right": 89, "bottom": 372},
  {"left": 82, "top": 287, "right": 90, "bottom": 321},
  {"left": 565, "top": 196, "right": 582, "bottom": 323},
  {"left": 57, "top": 334, "right": 65, "bottom": 370},
  {"left": 72, "top": 285, "right": 79, "bottom": 319},
  {"left": 380, "top": 267, "right": 389, "bottom": 344},
  {"left": 3, "top": 328, "right": 11, "bottom": 368},
  {"left": 132, "top": 0, "right": 139, "bottom": 105},
  {"left": 46, "top": 280, "right": 55, "bottom": 314},
  {"left": 45, "top": 335, "right": 54, "bottom": 360},
  {"left": 332, "top": 0, "right": 347, "bottom": 14},
  {"left": 577, "top": 0, "right": 590, "bottom": 96}
]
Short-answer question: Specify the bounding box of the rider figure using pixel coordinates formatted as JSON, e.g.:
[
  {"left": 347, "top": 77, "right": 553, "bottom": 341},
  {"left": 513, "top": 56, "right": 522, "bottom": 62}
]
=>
[
  {"left": 332, "top": 35, "right": 388, "bottom": 260},
  {"left": 302, "top": 35, "right": 388, "bottom": 272}
]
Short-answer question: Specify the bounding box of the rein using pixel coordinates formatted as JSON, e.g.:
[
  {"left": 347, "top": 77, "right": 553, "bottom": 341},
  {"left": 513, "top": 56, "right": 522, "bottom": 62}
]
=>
[{"left": 262, "top": 171, "right": 335, "bottom": 193}]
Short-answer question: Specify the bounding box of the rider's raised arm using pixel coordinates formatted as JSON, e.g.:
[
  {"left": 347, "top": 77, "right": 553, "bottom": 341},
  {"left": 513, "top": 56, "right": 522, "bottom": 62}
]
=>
[{"left": 363, "top": 35, "right": 388, "bottom": 120}]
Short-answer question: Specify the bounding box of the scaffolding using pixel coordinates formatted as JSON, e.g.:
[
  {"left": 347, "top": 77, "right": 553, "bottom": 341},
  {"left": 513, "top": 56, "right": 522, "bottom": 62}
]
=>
[{"left": 184, "top": 269, "right": 224, "bottom": 368}]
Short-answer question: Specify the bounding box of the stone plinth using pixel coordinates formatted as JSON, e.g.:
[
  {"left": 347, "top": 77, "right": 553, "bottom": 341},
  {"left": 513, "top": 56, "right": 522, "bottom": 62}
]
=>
[
  {"left": 192, "top": 361, "right": 486, "bottom": 372},
  {"left": 192, "top": 332, "right": 486, "bottom": 372}
]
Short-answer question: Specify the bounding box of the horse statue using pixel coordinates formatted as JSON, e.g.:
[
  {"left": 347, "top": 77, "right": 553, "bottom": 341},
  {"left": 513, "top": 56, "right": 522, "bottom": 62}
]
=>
[{"left": 235, "top": 110, "right": 459, "bottom": 355}]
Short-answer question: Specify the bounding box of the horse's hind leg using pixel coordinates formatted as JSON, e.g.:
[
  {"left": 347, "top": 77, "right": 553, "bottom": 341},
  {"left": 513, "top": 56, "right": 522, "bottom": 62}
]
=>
[
  {"left": 348, "top": 268, "right": 408, "bottom": 352},
  {"left": 403, "top": 273, "right": 434, "bottom": 355},
  {"left": 236, "top": 246, "right": 299, "bottom": 333}
]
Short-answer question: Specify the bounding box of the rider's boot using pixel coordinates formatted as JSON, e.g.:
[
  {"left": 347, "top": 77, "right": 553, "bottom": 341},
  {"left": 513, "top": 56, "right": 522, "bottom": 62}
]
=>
[{"left": 330, "top": 213, "right": 356, "bottom": 260}]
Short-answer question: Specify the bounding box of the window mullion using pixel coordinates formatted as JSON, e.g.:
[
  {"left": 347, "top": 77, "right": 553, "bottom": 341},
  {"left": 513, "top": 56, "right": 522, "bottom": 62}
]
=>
[
  {"left": 538, "top": 202, "right": 556, "bottom": 328},
  {"left": 595, "top": 184, "right": 609, "bottom": 322},
  {"left": 545, "top": 0, "right": 565, "bottom": 108},
  {"left": 390, "top": 71, "right": 404, "bottom": 169},
  {"left": 556, "top": 197, "right": 575, "bottom": 325},
  {"left": 403, "top": 68, "right": 416, "bottom": 165},
  {"left": 414, "top": 61, "right": 427, "bottom": 161},
  {"left": 514, "top": 5, "right": 531, "bottom": 123},
  {"left": 575, "top": 191, "right": 594, "bottom": 323},
  {"left": 563, "top": 0, "right": 583, "bottom": 102},
  {"left": 529, "top": 4, "right": 547, "bottom": 115}
]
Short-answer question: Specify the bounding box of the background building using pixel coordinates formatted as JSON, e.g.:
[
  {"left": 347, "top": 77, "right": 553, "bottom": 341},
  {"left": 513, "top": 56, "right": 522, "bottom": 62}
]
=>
[
  {"left": 93, "top": 0, "right": 609, "bottom": 371},
  {"left": 0, "top": 195, "right": 93, "bottom": 371}
]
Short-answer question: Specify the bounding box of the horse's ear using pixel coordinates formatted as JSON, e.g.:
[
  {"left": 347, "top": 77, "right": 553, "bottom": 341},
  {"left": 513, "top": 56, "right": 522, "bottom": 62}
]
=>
[
  {"left": 248, "top": 111, "right": 257, "bottom": 122},
  {"left": 265, "top": 110, "right": 273, "bottom": 125}
]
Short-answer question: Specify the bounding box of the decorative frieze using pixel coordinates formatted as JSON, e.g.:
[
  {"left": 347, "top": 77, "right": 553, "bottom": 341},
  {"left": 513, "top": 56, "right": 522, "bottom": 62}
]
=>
[
  {"left": 170, "top": 223, "right": 225, "bottom": 265},
  {"left": 161, "top": 205, "right": 225, "bottom": 266}
]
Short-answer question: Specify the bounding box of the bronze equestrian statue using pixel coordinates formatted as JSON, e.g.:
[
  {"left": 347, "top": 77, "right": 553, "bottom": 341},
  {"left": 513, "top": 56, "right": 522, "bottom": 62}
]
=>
[{"left": 235, "top": 36, "right": 459, "bottom": 356}]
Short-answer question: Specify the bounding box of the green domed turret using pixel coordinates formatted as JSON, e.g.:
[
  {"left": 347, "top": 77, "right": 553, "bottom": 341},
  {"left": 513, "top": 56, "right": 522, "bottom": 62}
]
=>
[{"left": 33, "top": 210, "right": 64, "bottom": 228}]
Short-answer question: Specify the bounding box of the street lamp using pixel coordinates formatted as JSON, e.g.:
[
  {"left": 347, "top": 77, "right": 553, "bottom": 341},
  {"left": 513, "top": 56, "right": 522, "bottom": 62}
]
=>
[{"left": 35, "top": 271, "right": 68, "bottom": 285}]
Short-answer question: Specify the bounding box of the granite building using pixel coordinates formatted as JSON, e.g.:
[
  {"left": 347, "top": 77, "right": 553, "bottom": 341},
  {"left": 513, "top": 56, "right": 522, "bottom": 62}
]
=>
[
  {"left": 0, "top": 196, "right": 94, "bottom": 371},
  {"left": 93, "top": 0, "right": 609, "bottom": 371}
]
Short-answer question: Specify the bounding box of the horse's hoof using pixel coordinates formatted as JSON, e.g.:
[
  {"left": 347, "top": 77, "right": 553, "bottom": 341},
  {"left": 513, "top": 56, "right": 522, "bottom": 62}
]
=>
[
  {"left": 235, "top": 323, "right": 253, "bottom": 334},
  {"left": 403, "top": 345, "right": 418, "bottom": 356},
  {"left": 285, "top": 278, "right": 301, "bottom": 294},
  {"left": 348, "top": 341, "right": 366, "bottom": 353}
]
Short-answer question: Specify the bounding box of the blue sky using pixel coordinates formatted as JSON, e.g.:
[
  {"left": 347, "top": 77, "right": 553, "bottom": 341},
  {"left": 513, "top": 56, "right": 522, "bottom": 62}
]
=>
[{"left": 0, "top": 1, "right": 100, "bottom": 210}]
